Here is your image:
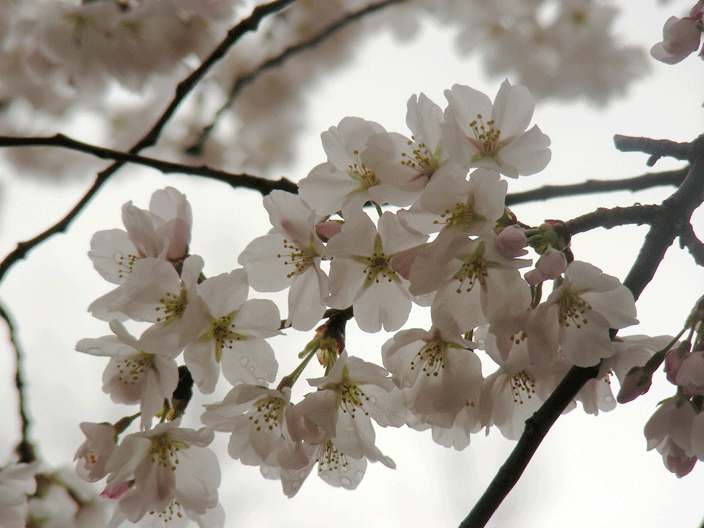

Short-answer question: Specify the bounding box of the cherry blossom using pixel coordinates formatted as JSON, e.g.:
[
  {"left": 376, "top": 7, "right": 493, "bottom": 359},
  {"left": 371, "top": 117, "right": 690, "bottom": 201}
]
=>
[
  {"left": 527, "top": 261, "right": 638, "bottom": 368},
  {"left": 298, "top": 117, "right": 414, "bottom": 214},
  {"left": 89, "top": 255, "right": 209, "bottom": 352},
  {"left": 408, "top": 231, "right": 531, "bottom": 336},
  {"left": 644, "top": 398, "right": 698, "bottom": 477},
  {"left": 238, "top": 190, "right": 328, "bottom": 331},
  {"left": 89, "top": 187, "right": 193, "bottom": 284},
  {"left": 201, "top": 385, "right": 304, "bottom": 470},
  {"left": 381, "top": 326, "right": 482, "bottom": 428},
  {"left": 326, "top": 210, "right": 427, "bottom": 332},
  {"left": 74, "top": 422, "right": 118, "bottom": 483},
  {"left": 76, "top": 321, "right": 181, "bottom": 429},
  {"left": 104, "top": 421, "right": 222, "bottom": 527},
  {"left": 183, "top": 270, "right": 281, "bottom": 393},
  {"left": 442, "top": 79, "right": 551, "bottom": 178}
]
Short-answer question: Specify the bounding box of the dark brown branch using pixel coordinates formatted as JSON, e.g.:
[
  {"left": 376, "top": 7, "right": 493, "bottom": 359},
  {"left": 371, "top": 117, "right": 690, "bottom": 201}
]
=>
[
  {"left": 0, "top": 302, "right": 36, "bottom": 463},
  {"left": 679, "top": 223, "right": 704, "bottom": 267},
  {"left": 505, "top": 168, "right": 688, "bottom": 206},
  {"left": 563, "top": 204, "right": 660, "bottom": 236},
  {"left": 459, "top": 364, "right": 601, "bottom": 528},
  {"left": 0, "top": 134, "right": 298, "bottom": 195},
  {"left": 614, "top": 134, "right": 693, "bottom": 167},
  {"left": 0, "top": 0, "right": 298, "bottom": 285},
  {"left": 188, "top": 0, "right": 405, "bottom": 154},
  {"left": 461, "top": 134, "right": 704, "bottom": 528}
]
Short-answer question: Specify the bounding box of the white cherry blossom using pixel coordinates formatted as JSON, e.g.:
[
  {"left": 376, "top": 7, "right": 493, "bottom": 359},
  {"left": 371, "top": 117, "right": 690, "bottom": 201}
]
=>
[
  {"left": 526, "top": 261, "right": 638, "bottom": 368},
  {"left": 184, "top": 270, "right": 281, "bottom": 393},
  {"left": 442, "top": 79, "right": 551, "bottom": 178},
  {"left": 326, "top": 210, "right": 427, "bottom": 332},
  {"left": 104, "top": 421, "right": 221, "bottom": 527},
  {"left": 76, "top": 320, "right": 180, "bottom": 429},
  {"left": 238, "top": 190, "right": 328, "bottom": 331}
]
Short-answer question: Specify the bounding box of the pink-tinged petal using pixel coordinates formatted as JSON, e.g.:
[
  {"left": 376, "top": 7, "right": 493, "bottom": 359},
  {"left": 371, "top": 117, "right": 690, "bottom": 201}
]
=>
[{"left": 264, "top": 190, "right": 317, "bottom": 244}]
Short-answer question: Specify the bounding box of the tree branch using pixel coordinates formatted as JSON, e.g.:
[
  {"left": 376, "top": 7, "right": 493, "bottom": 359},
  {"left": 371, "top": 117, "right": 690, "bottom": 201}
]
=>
[
  {"left": 679, "top": 223, "right": 704, "bottom": 267},
  {"left": 0, "top": 134, "right": 298, "bottom": 195},
  {"left": 187, "top": 0, "right": 405, "bottom": 154},
  {"left": 505, "top": 168, "right": 688, "bottom": 206},
  {"left": 563, "top": 204, "right": 660, "bottom": 236},
  {"left": 0, "top": 0, "right": 298, "bottom": 285},
  {"left": 614, "top": 134, "right": 693, "bottom": 167},
  {"left": 460, "top": 133, "right": 704, "bottom": 528},
  {"left": 0, "top": 302, "right": 35, "bottom": 463}
]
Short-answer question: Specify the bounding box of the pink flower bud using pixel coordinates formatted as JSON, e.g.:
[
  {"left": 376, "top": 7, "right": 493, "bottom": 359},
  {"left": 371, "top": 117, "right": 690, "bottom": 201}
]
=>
[
  {"left": 665, "top": 341, "right": 690, "bottom": 385},
  {"left": 496, "top": 225, "right": 528, "bottom": 258},
  {"left": 651, "top": 16, "right": 702, "bottom": 64}
]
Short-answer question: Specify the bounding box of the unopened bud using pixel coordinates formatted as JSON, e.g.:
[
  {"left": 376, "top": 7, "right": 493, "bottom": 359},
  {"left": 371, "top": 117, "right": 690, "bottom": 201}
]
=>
[{"left": 617, "top": 366, "right": 653, "bottom": 403}]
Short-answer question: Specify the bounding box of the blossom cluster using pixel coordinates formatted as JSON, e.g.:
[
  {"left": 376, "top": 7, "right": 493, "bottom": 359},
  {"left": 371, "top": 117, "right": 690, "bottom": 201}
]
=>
[
  {"left": 626, "top": 297, "right": 704, "bottom": 478},
  {"left": 57, "top": 79, "right": 672, "bottom": 528},
  {"left": 0, "top": 0, "right": 648, "bottom": 181}
]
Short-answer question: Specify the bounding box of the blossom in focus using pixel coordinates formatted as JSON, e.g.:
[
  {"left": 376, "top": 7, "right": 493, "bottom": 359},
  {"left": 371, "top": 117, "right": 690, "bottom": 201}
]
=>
[
  {"left": 326, "top": 210, "right": 427, "bottom": 332},
  {"left": 89, "top": 187, "right": 193, "bottom": 284},
  {"left": 74, "top": 422, "right": 118, "bottom": 483},
  {"left": 88, "top": 255, "right": 209, "bottom": 352},
  {"left": 184, "top": 270, "right": 281, "bottom": 393},
  {"left": 381, "top": 326, "right": 482, "bottom": 429},
  {"left": 104, "top": 421, "right": 221, "bottom": 526},
  {"left": 76, "top": 320, "right": 180, "bottom": 429},
  {"left": 238, "top": 191, "right": 328, "bottom": 331},
  {"left": 527, "top": 261, "right": 638, "bottom": 368},
  {"left": 201, "top": 385, "right": 304, "bottom": 470},
  {"left": 299, "top": 117, "right": 417, "bottom": 214},
  {"left": 442, "top": 79, "right": 551, "bottom": 178},
  {"left": 287, "top": 351, "right": 404, "bottom": 464}
]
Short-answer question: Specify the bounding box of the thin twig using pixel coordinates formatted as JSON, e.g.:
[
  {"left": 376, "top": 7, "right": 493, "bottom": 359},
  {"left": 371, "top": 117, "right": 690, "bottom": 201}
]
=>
[
  {"left": 0, "top": 302, "right": 35, "bottom": 463},
  {"left": 505, "top": 168, "right": 688, "bottom": 206},
  {"left": 0, "top": 0, "right": 298, "bottom": 285},
  {"left": 188, "top": 0, "right": 405, "bottom": 154},
  {"left": 614, "top": 134, "right": 693, "bottom": 167},
  {"left": 679, "top": 223, "right": 704, "bottom": 267},
  {"left": 0, "top": 134, "right": 298, "bottom": 195}
]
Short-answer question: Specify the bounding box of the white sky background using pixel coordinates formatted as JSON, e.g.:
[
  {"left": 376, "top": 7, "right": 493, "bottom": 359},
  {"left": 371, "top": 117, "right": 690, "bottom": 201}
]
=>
[{"left": 0, "top": 0, "right": 704, "bottom": 527}]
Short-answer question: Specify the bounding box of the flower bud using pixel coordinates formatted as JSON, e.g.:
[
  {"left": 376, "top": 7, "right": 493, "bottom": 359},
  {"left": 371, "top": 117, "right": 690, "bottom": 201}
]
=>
[{"left": 616, "top": 366, "right": 652, "bottom": 403}]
